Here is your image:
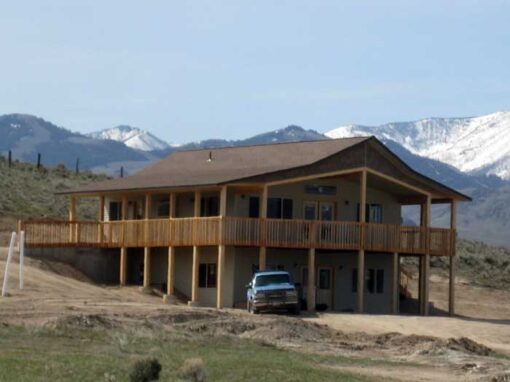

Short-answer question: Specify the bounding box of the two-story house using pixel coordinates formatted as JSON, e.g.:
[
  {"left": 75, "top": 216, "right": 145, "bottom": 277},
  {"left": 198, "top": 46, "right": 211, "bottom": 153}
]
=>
[{"left": 22, "top": 137, "right": 470, "bottom": 315}]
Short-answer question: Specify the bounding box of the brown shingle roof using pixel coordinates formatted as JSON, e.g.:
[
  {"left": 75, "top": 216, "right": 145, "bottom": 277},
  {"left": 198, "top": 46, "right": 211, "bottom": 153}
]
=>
[{"left": 66, "top": 137, "right": 369, "bottom": 194}]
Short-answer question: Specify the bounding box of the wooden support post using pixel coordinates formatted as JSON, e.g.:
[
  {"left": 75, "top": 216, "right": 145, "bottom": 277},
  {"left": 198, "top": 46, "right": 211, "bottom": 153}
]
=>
[
  {"left": 142, "top": 247, "right": 151, "bottom": 290},
  {"left": 357, "top": 250, "right": 365, "bottom": 313},
  {"left": 194, "top": 190, "right": 201, "bottom": 217},
  {"left": 98, "top": 195, "right": 105, "bottom": 244},
  {"left": 357, "top": 170, "right": 367, "bottom": 313},
  {"left": 69, "top": 195, "right": 76, "bottom": 243},
  {"left": 418, "top": 255, "right": 424, "bottom": 314},
  {"left": 144, "top": 193, "right": 152, "bottom": 244},
  {"left": 141, "top": 194, "right": 152, "bottom": 293},
  {"left": 307, "top": 248, "right": 316, "bottom": 312},
  {"left": 119, "top": 247, "right": 127, "bottom": 286},
  {"left": 449, "top": 200, "right": 457, "bottom": 316},
  {"left": 190, "top": 246, "right": 200, "bottom": 305},
  {"left": 259, "top": 247, "right": 267, "bottom": 272},
  {"left": 423, "top": 195, "right": 431, "bottom": 316},
  {"left": 217, "top": 245, "right": 225, "bottom": 308},
  {"left": 166, "top": 247, "right": 175, "bottom": 295},
  {"left": 189, "top": 191, "right": 201, "bottom": 306},
  {"left": 392, "top": 252, "right": 399, "bottom": 314},
  {"left": 121, "top": 195, "right": 128, "bottom": 246},
  {"left": 169, "top": 192, "right": 176, "bottom": 218},
  {"left": 164, "top": 192, "right": 177, "bottom": 303},
  {"left": 217, "top": 186, "right": 227, "bottom": 309},
  {"left": 259, "top": 185, "right": 268, "bottom": 271}
]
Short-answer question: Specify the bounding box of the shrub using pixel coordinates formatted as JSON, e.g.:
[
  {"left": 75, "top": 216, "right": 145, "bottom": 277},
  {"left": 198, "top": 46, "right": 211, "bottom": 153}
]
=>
[
  {"left": 178, "top": 358, "right": 208, "bottom": 382},
  {"left": 129, "top": 358, "right": 162, "bottom": 382}
]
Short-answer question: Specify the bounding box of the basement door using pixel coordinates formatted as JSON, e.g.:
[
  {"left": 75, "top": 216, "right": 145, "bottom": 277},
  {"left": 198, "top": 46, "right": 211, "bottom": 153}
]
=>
[{"left": 316, "top": 266, "right": 333, "bottom": 310}]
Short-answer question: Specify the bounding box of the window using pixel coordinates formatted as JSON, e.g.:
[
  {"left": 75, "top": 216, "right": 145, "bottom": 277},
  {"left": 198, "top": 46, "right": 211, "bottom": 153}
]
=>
[
  {"left": 367, "top": 269, "right": 375, "bottom": 293},
  {"left": 249, "top": 197, "right": 260, "bottom": 218},
  {"left": 157, "top": 201, "right": 170, "bottom": 217},
  {"left": 109, "top": 201, "right": 121, "bottom": 221},
  {"left": 198, "top": 264, "right": 217, "bottom": 288},
  {"left": 201, "top": 196, "right": 219, "bottom": 217},
  {"left": 369, "top": 204, "right": 383, "bottom": 223},
  {"left": 352, "top": 268, "right": 384, "bottom": 294},
  {"left": 357, "top": 203, "right": 383, "bottom": 223},
  {"left": 320, "top": 202, "right": 334, "bottom": 221},
  {"left": 304, "top": 184, "right": 337, "bottom": 195},
  {"left": 318, "top": 269, "right": 331, "bottom": 290},
  {"left": 267, "top": 197, "right": 293, "bottom": 219},
  {"left": 303, "top": 201, "right": 317, "bottom": 220},
  {"left": 376, "top": 269, "right": 384, "bottom": 293}
]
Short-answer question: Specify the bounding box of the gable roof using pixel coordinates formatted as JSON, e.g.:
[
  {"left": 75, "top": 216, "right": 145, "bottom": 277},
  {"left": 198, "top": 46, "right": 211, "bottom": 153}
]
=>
[
  {"left": 63, "top": 136, "right": 470, "bottom": 201},
  {"left": 64, "top": 137, "right": 368, "bottom": 193}
]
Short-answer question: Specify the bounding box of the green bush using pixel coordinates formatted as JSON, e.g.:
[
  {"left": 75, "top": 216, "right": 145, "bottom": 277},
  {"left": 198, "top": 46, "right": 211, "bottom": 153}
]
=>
[{"left": 129, "top": 358, "right": 161, "bottom": 382}]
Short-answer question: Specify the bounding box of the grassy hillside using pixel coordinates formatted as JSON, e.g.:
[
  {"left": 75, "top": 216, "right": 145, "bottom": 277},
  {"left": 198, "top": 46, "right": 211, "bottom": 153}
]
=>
[
  {"left": 0, "top": 155, "right": 108, "bottom": 244},
  {"left": 431, "top": 239, "right": 510, "bottom": 288}
]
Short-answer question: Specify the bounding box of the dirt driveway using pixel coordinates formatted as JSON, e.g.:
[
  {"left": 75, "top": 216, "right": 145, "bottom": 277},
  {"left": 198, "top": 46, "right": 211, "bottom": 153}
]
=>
[{"left": 1, "top": 247, "right": 510, "bottom": 381}]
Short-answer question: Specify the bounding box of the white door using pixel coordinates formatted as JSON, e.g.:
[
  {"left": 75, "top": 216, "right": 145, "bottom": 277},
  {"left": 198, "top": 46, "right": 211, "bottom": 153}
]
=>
[{"left": 316, "top": 266, "right": 333, "bottom": 310}]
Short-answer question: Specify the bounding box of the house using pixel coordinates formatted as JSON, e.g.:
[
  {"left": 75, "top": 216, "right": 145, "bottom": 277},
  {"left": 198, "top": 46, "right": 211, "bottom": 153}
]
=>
[{"left": 22, "top": 137, "right": 470, "bottom": 315}]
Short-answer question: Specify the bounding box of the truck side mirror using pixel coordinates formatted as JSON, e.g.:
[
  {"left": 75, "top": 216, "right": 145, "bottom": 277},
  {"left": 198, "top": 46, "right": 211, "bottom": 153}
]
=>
[{"left": 245, "top": 282, "right": 252, "bottom": 288}]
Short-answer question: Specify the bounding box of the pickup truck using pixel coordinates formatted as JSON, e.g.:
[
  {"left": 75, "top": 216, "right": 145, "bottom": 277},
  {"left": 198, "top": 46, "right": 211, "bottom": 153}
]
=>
[{"left": 246, "top": 271, "right": 300, "bottom": 314}]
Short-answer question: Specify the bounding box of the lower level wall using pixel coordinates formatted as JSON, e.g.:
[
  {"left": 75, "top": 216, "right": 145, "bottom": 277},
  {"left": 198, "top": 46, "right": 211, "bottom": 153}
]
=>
[
  {"left": 232, "top": 247, "right": 395, "bottom": 314},
  {"left": 27, "top": 247, "right": 120, "bottom": 284},
  {"left": 27, "top": 245, "right": 394, "bottom": 313}
]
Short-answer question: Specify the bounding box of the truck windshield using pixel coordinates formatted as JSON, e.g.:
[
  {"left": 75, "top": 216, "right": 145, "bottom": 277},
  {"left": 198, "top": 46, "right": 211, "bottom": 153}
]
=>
[{"left": 254, "top": 274, "right": 290, "bottom": 287}]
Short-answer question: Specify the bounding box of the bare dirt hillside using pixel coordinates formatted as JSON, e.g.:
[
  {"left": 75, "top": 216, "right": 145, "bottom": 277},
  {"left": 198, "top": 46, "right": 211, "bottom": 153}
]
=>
[{"left": 1, "top": 248, "right": 510, "bottom": 381}]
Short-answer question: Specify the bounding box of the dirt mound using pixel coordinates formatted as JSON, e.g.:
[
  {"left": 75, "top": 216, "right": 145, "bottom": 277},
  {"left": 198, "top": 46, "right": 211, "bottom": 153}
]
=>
[
  {"left": 150, "top": 309, "right": 230, "bottom": 326},
  {"left": 447, "top": 337, "right": 494, "bottom": 356},
  {"left": 491, "top": 374, "right": 510, "bottom": 382},
  {"left": 240, "top": 317, "right": 332, "bottom": 342},
  {"left": 47, "top": 314, "right": 118, "bottom": 330}
]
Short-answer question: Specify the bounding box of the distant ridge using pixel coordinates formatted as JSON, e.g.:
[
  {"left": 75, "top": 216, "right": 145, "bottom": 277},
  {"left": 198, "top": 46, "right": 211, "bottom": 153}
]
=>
[{"left": 326, "top": 111, "right": 510, "bottom": 180}]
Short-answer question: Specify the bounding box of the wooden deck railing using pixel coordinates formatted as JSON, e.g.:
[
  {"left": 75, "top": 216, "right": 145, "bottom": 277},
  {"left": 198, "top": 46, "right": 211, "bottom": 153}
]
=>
[{"left": 21, "top": 217, "right": 455, "bottom": 256}]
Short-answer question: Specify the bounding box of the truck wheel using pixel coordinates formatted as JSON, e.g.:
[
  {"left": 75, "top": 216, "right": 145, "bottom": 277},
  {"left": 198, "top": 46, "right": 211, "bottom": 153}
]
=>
[
  {"left": 289, "top": 305, "right": 300, "bottom": 315},
  {"left": 248, "top": 300, "right": 258, "bottom": 314}
]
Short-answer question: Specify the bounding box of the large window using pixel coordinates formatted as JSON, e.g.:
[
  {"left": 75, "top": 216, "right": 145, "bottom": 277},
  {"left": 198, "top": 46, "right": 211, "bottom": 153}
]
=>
[
  {"left": 109, "top": 201, "right": 122, "bottom": 221},
  {"left": 352, "top": 268, "right": 384, "bottom": 294},
  {"left": 357, "top": 203, "right": 383, "bottom": 223},
  {"left": 249, "top": 197, "right": 260, "bottom": 218},
  {"left": 267, "top": 197, "right": 293, "bottom": 219},
  {"left": 157, "top": 201, "right": 170, "bottom": 217},
  {"left": 201, "top": 196, "right": 219, "bottom": 217},
  {"left": 376, "top": 269, "right": 384, "bottom": 293},
  {"left": 304, "top": 184, "right": 337, "bottom": 195},
  {"left": 199, "top": 264, "right": 217, "bottom": 288}
]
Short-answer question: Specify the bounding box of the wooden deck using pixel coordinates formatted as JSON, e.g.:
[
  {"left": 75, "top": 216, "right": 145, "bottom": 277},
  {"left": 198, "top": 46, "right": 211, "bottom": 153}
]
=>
[{"left": 21, "top": 217, "right": 455, "bottom": 256}]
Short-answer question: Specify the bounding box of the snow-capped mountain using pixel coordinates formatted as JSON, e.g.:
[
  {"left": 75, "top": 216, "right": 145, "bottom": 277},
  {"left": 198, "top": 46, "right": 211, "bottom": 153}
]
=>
[
  {"left": 88, "top": 125, "right": 172, "bottom": 152},
  {"left": 326, "top": 111, "right": 510, "bottom": 180}
]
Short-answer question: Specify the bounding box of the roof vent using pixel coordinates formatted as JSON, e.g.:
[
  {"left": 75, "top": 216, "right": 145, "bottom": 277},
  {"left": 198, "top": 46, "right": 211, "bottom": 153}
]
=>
[{"left": 207, "top": 151, "right": 213, "bottom": 162}]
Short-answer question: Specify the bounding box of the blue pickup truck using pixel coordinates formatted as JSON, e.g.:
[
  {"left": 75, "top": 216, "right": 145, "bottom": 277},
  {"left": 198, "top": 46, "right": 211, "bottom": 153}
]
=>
[{"left": 246, "top": 271, "right": 300, "bottom": 314}]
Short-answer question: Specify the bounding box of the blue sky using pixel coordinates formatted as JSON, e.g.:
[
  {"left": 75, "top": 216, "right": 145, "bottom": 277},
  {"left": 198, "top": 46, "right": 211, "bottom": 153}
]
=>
[{"left": 1, "top": 0, "right": 509, "bottom": 143}]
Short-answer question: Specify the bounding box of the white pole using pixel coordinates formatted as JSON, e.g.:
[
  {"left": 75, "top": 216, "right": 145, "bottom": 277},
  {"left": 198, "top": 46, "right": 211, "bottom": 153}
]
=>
[
  {"left": 19, "top": 231, "right": 25, "bottom": 290},
  {"left": 2, "top": 232, "right": 17, "bottom": 297}
]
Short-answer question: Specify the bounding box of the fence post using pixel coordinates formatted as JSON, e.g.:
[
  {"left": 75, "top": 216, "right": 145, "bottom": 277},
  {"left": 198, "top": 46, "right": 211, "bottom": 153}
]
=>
[
  {"left": 19, "top": 231, "right": 25, "bottom": 289},
  {"left": 1, "top": 232, "right": 17, "bottom": 297}
]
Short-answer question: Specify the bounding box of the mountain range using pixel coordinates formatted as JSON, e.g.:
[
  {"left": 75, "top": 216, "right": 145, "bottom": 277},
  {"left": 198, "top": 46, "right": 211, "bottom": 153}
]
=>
[
  {"left": 1, "top": 112, "right": 509, "bottom": 247},
  {"left": 326, "top": 111, "right": 510, "bottom": 180},
  {"left": 87, "top": 125, "right": 172, "bottom": 152}
]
